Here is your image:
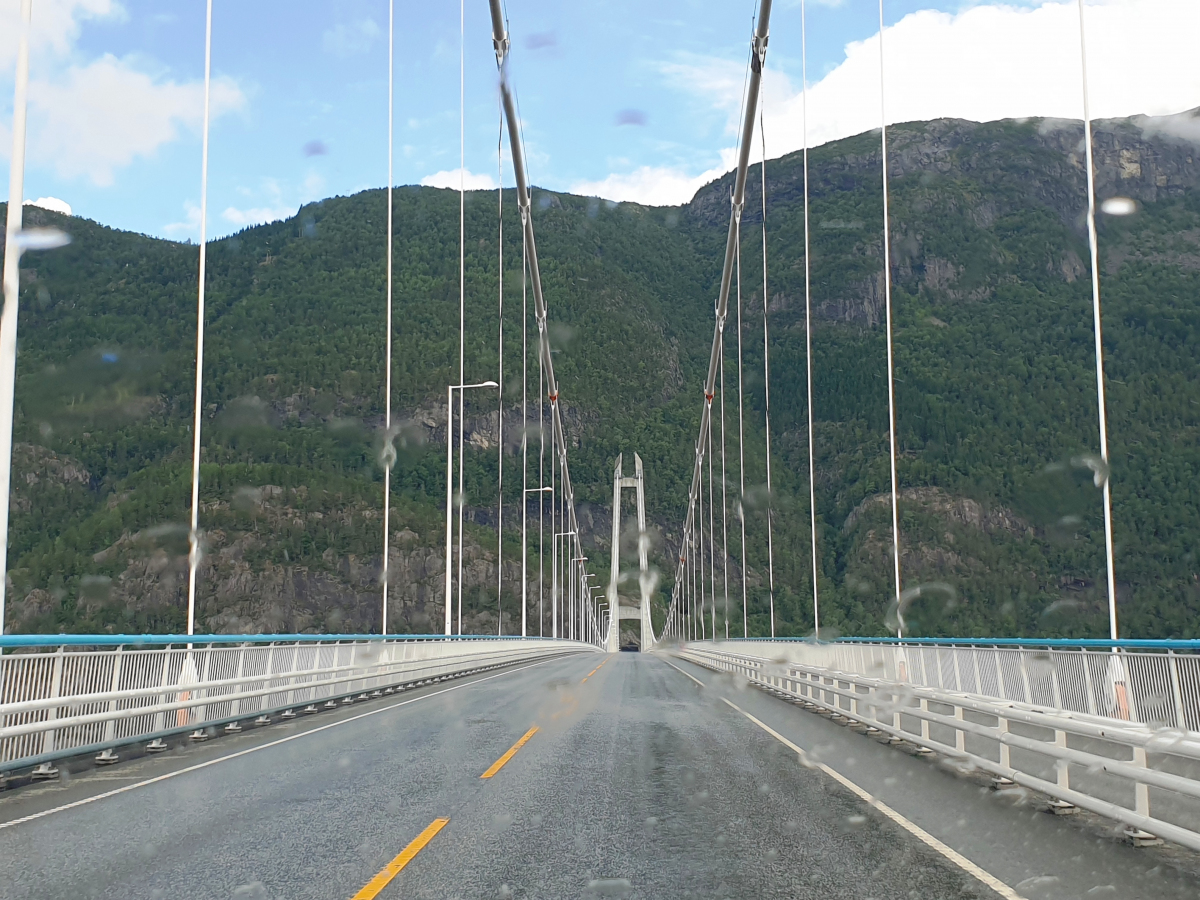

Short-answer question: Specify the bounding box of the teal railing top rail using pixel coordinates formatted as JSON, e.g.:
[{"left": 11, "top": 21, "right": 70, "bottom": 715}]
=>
[{"left": 0, "top": 633, "right": 564, "bottom": 649}]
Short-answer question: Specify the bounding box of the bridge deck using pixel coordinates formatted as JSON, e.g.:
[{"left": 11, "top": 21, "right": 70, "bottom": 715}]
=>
[{"left": 1, "top": 653, "right": 1197, "bottom": 899}]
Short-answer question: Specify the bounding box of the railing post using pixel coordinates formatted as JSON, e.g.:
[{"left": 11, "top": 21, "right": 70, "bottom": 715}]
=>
[
  {"left": 1018, "top": 649, "right": 1034, "bottom": 704},
  {"left": 1055, "top": 729, "right": 1070, "bottom": 791},
  {"left": 1133, "top": 745, "right": 1150, "bottom": 817},
  {"left": 1050, "top": 654, "right": 1064, "bottom": 711},
  {"left": 994, "top": 647, "right": 1008, "bottom": 701},
  {"left": 998, "top": 715, "right": 1011, "bottom": 770},
  {"left": 101, "top": 646, "right": 124, "bottom": 746},
  {"left": 1168, "top": 650, "right": 1187, "bottom": 730},
  {"left": 152, "top": 648, "right": 172, "bottom": 734},
  {"left": 229, "top": 643, "right": 247, "bottom": 723},
  {"left": 1082, "top": 648, "right": 1098, "bottom": 715},
  {"left": 39, "top": 645, "right": 65, "bottom": 757},
  {"left": 954, "top": 704, "right": 966, "bottom": 753},
  {"left": 194, "top": 645, "right": 213, "bottom": 729}
]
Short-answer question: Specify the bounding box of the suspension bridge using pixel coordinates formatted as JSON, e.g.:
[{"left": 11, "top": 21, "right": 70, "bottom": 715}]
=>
[{"left": 2, "top": 0, "right": 1200, "bottom": 897}]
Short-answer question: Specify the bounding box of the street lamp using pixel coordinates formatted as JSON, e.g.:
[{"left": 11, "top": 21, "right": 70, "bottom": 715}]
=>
[
  {"left": 571, "top": 555, "right": 588, "bottom": 642},
  {"left": 552, "top": 529, "right": 575, "bottom": 639},
  {"left": 445, "top": 381, "right": 499, "bottom": 635},
  {"left": 520, "top": 485, "right": 555, "bottom": 638}
]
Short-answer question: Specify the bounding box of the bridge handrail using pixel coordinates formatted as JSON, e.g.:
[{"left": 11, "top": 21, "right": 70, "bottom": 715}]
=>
[
  {"left": 725, "top": 636, "right": 1200, "bottom": 652},
  {"left": 0, "top": 636, "right": 596, "bottom": 773},
  {"left": 680, "top": 640, "right": 1200, "bottom": 852}
]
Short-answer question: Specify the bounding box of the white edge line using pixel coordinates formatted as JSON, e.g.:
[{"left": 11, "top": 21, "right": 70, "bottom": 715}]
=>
[
  {"left": 660, "top": 656, "right": 705, "bottom": 688},
  {"left": 0, "top": 655, "right": 573, "bottom": 831},
  {"left": 720, "top": 696, "right": 1026, "bottom": 900}
]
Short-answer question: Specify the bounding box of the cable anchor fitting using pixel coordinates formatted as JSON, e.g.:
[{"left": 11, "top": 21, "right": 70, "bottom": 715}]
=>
[
  {"left": 493, "top": 36, "right": 510, "bottom": 68},
  {"left": 751, "top": 34, "right": 769, "bottom": 74}
]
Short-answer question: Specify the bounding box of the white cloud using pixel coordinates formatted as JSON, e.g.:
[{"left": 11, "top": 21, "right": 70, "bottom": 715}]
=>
[
  {"left": 163, "top": 202, "right": 201, "bottom": 238},
  {"left": 757, "top": 0, "right": 1200, "bottom": 159},
  {"left": 222, "top": 204, "right": 295, "bottom": 228},
  {"left": 420, "top": 168, "right": 499, "bottom": 190},
  {"left": 26, "top": 55, "right": 246, "bottom": 187},
  {"left": 571, "top": 151, "right": 737, "bottom": 206},
  {"left": 588, "top": 0, "right": 1200, "bottom": 206},
  {"left": 0, "top": 0, "right": 117, "bottom": 73},
  {"left": 323, "top": 19, "right": 382, "bottom": 57},
  {"left": 24, "top": 196, "right": 72, "bottom": 215}
]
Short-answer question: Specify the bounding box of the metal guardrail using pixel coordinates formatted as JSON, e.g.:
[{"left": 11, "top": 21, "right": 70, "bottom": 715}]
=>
[
  {"left": 1, "top": 634, "right": 595, "bottom": 773},
  {"left": 680, "top": 639, "right": 1200, "bottom": 852}
]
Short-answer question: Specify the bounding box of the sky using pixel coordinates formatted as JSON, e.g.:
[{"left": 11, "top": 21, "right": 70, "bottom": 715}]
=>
[{"left": 1, "top": 0, "right": 1198, "bottom": 240}]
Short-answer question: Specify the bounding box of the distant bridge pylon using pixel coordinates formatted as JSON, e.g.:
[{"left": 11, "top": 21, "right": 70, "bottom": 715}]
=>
[{"left": 606, "top": 453, "right": 654, "bottom": 652}]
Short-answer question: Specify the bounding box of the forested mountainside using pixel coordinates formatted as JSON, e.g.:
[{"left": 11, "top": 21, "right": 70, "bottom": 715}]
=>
[{"left": 2, "top": 109, "right": 1199, "bottom": 640}]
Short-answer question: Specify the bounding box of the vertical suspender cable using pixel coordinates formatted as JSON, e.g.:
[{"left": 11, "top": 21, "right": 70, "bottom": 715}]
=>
[
  {"left": 1076, "top": 0, "right": 1118, "bottom": 640},
  {"left": 381, "top": 0, "right": 394, "bottom": 635},
  {"left": 550, "top": 420, "right": 557, "bottom": 638},
  {"left": 185, "top": 0, "right": 214, "bottom": 638},
  {"left": 456, "top": 0, "right": 466, "bottom": 637},
  {"left": 759, "top": 110, "right": 776, "bottom": 639},
  {"left": 801, "top": 0, "right": 820, "bottom": 638},
  {"left": 700, "top": 405, "right": 710, "bottom": 638},
  {"left": 720, "top": 341, "right": 729, "bottom": 639},
  {"left": 521, "top": 197, "right": 528, "bottom": 638},
  {"left": 878, "top": 0, "right": 903, "bottom": 633},
  {"left": 735, "top": 232, "right": 748, "bottom": 637},
  {"left": 496, "top": 93, "right": 504, "bottom": 636},
  {"left": 0, "top": 0, "right": 34, "bottom": 640},
  {"left": 539, "top": 343, "right": 544, "bottom": 637},
  {"left": 1080, "top": 1, "right": 1113, "bottom": 643},
  {"left": 697, "top": 451, "right": 703, "bottom": 639}
]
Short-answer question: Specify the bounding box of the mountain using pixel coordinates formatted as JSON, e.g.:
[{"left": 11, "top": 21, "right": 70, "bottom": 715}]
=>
[{"left": 3, "top": 109, "right": 1200, "bottom": 640}]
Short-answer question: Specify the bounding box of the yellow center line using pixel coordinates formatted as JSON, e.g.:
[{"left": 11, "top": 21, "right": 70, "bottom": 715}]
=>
[
  {"left": 481, "top": 726, "right": 539, "bottom": 778},
  {"left": 583, "top": 656, "right": 611, "bottom": 681},
  {"left": 350, "top": 817, "right": 450, "bottom": 900}
]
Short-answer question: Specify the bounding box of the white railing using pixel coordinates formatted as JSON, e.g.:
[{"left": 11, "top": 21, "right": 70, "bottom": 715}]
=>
[
  {"left": 679, "top": 638, "right": 1200, "bottom": 852},
  {"left": 1, "top": 634, "right": 594, "bottom": 771}
]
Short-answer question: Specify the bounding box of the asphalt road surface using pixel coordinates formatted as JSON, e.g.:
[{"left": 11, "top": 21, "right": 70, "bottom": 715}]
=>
[{"left": 2, "top": 651, "right": 1199, "bottom": 899}]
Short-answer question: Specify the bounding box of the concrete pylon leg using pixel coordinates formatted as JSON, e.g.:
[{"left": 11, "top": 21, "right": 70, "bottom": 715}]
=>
[
  {"left": 634, "top": 454, "right": 654, "bottom": 651},
  {"left": 606, "top": 454, "right": 622, "bottom": 653}
]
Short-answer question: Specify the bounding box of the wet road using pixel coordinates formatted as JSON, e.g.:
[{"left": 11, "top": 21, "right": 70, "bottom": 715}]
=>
[{"left": 1, "top": 651, "right": 1199, "bottom": 899}]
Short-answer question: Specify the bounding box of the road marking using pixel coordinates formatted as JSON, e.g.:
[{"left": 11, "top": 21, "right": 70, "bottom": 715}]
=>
[
  {"left": 661, "top": 656, "right": 705, "bottom": 688},
  {"left": 481, "top": 726, "right": 539, "bottom": 779},
  {"left": 721, "top": 697, "right": 1025, "bottom": 900},
  {"left": 0, "top": 656, "right": 570, "bottom": 831},
  {"left": 582, "top": 657, "right": 610, "bottom": 682},
  {"left": 350, "top": 817, "right": 449, "bottom": 900}
]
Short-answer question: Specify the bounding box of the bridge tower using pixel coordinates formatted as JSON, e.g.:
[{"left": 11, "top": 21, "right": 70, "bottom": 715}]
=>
[{"left": 606, "top": 453, "right": 654, "bottom": 653}]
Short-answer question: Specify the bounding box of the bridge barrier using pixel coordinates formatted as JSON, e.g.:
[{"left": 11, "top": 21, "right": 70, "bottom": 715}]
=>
[
  {"left": 0, "top": 634, "right": 595, "bottom": 773},
  {"left": 679, "top": 639, "right": 1200, "bottom": 852}
]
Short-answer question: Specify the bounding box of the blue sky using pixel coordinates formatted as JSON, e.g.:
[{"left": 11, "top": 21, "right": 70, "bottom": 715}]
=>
[{"left": 2, "top": 0, "right": 1197, "bottom": 239}]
